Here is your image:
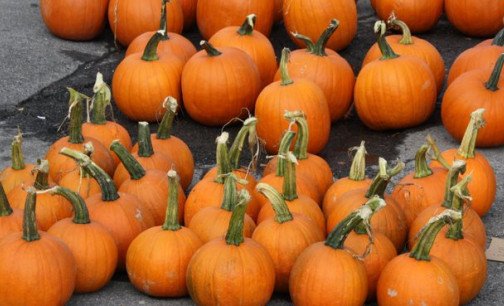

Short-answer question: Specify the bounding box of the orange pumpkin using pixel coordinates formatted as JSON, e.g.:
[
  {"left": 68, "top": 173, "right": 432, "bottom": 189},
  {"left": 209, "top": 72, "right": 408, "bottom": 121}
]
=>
[
  {"left": 209, "top": 14, "right": 277, "bottom": 88},
  {"left": 475, "top": 27, "right": 504, "bottom": 47},
  {"left": 40, "top": 0, "right": 108, "bottom": 40},
  {"left": 445, "top": 0, "right": 504, "bottom": 37},
  {"left": 0, "top": 131, "right": 36, "bottom": 194},
  {"left": 180, "top": 0, "right": 197, "bottom": 29},
  {"left": 273, "top": 0, "right": 282, "bottom": 22},
  {"left": 354, "top": 21, "right": 436, "bottom": 130},
  {"left": 442, "top": 56, "right": 504, "bottom": 147},
  {"left": 0, "top": 183, "right": 23, "bottom": 240},
  {"left": 255, "top": 48, "right": 331, "bottom": 154},
  {"left": 283, "top": 0, "right": 357, "bottom": 51},
  {"left": 47, "top": 186, "right": 118, "bottom": 293},
  {"left": 126, "top": 170, "right": 203, "bottom": 297},
  {"left": 108, "top": 0, "right": 183, "bottom": 46}
]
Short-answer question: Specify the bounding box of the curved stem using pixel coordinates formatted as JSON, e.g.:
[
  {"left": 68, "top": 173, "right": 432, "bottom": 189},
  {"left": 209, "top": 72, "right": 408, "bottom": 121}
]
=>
[
  {"left": 275, "top": 130, "right": 296, "bottom": 177},
  {"left": 67, "top": 88, "right": 86, "bottom": 144},
  {"left": 50, "top": 186, "right": 90, "bottom": 224},
  {"left": 492, "top": 27, "right": 504, "bottom": 46},
  {"left": 312, "top": 19, "right": 339, "bottom": 56},
  {"left": 162, "top": 170, "right": 181, "bottom": 231},
  {"left": 279, "top": 48, "right": 294, "bottom": 86},
  {"left": 110, "top": 141, "right": 146, "bottom": 180},
  {"left": 256, "top": 183, "right": 293, "bottom": 223},
  {"left": 426, "top": 135, "right": 451, "bottom": 169},
  {"left": 485, "top": 53, "right": 504, "bottom": 91},
  {"left": 237, "top": 14, "right": 256, "bottom": 36},
  {"left": 458, "top": 109, "right": 485, "bottom": 159},
  {"left": 90, "top": 73, "right": 111, "bottom": 125},
  {"left": 225, "top": 190, "right": 251, "bottom": 246},
  {"left": 292, "top": 33, "right": 316, "bottom": 52},
  {"left": 388, "top": 17, "right": 413, "bottom": 45},
  {"left": 141, "top": 30, "right": 164, "bottom": 61},
  {"left": 220, "top": 174, "right": 238, "bottom": 211},
  {"left": 10, "top": 131, "right": 25, "bottom": 170},
  {"left": 229, "top": 117, "right": 258, "bottom": 170},
  {"left": 137, "top": 122, "right": 154, "bottom": 158},
  {"left": 156, "top": 97, "right": 178, "bottom": 140},
  {"left": 348, "top": 141, "right": 367, "bottom": 181},
  {"left": 22, "top": 187, "right": 40, "bottom": 242},
  {"left": 200, "top": 40, "right": 222, "bottom": 57},
  {"left": 374, "top": 20, "right": 399, "bottom": 60},
  {"left": 33, "top": 160, "right": 50, "bottom": 190},
  {"left": 59, "top": 147, "right": 119, "bottom": 201},
  {"left": 325, "top": 196, "right": 385, "bottom": 249},
  {"left": 0, "top": 183, "right": 13, "bottom": 217},
  {"left": 365, "top": 158, "right": 404, "bottom": 198},
  {"left": 283, "top": 152, "right": 299, "bottom": 201},
  {"left": 214, "top": 132, "right": 232, "bottom": 184},
  {"left": 413, "top": 144, "right": 433, "bottom": 179},
  {"left": 441, "top": 160, "right": 467, "bottom": 209},
  {"left": 285, "top": 111, "right": 308, "bottom": 160}
]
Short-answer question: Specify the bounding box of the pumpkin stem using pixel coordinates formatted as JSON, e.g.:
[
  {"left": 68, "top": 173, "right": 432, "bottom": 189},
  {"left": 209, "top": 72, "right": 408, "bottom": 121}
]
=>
[
  {"left": 90, "top": 73, "right": 111, "bottom": 125},
  {"left": 141, "top": 30, "right": 164, "bottom": 61},
  {"left": 413, "top": 144, "right": 433, "bottom": 178},
  {"left": 425, "top": 135, "right": 451, "bottom": 169},
  {"left": 441, "top": 160, "right": 467, "bottom": 209},
  {"left": 312, "top": 19, "right": 339, "bottom": 56},
  {"left": 256, "top": 183, "right": 293, "bottom": 223},
  {"left": 485, "top": 53, "right": 504, "bottom": 91},
  {"left": 110, "top": 140, "right": 146, "bottom": 180},
  {"left": 445, "top": 175, "right": 472, "bottom": 240},
  {"left": 409, "top": 210, "right": 462, "bottom": 261},
  {"left": 237, "top": 14, "right": 256, "bottom": 36},
  {"left": 137, "top": 122, "right": 155, "bottom": 158},
  {"left": 374, "top": 20, "right": 399, "bottom": 60},
  {"left": 159, "top": 0, "right": 171, "bottom": 40},
  {"left": 162, "top": 170, "right": 182, "bottom": 231},
  {"left": 325, "top": 196, "right": 385, "bottom": 249},
  {"left": 215, "top": 132, "right": 232, "bottom": 184},
  {"left": 283, "top": 152, "right": 299, "bottom": 201},
  {"left": 225, "top": 190, "right": 251, "bottom": 246},
  {"left": 279, "top": 48, "right": 294, "bottom": 86},
  {"left": 59, "top": 147, "right": 120, "bottom": 202},
  {"left": 220, "top": 174, "right": 239, "bottom": 211},
  {"left": 388, "top": 16, "right": 413, "bottom": 45},
  {"left": 229, "top": 117, "right": 258, "bottom": 170},
  {"left": 156, "top": 97, "right": 178, "bottom": 139},
  {"left": 458, "top": 108, "right": 485, "bottom": 159},
  {"left": 200, "top": 40, "right": 222, "bottom": 57},
  {"left": 22, "top": 188, "right": 40, "bottom": 242},
  {"left": 348, "top": 141, "right": 367, "bottom": 181},
  {"left": 0, "top": 183, "right": 13, "bottom": 217},
  {"left": 285, "top": 111, "right": 309, "bottom": 160},
  {"left": 275, "top": 130, "right": 296, "bottom": 177},
  {"left": 10, "top": 130, "right": 25, "bottom": 170},
  {"left": 492, "top": 27, "right": 504, "bottom": 46},
  {"left": 67, "top": 87, "right": 87, "bottom": 144},
  {"left": 365, "top": 158, "right": 404, "bottom": 198},
  {"left": 49, "top": 186, "right": 90, "bottom": 224},
  {"left": 33, "top": 159, "right": 50, "bottom": 190},
  {"left": 292, "top": 33, "right": 316, "bottom": 53}
]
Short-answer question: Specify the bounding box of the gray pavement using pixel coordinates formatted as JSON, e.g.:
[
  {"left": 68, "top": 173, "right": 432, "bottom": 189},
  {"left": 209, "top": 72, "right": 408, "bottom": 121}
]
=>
[{"left": 0, "top": 0, "right": 503, "bottom": 305}]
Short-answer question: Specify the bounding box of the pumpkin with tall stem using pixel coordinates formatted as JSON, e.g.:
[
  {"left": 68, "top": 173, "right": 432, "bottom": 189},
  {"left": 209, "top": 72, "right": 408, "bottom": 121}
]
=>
[
  {"left": 0, "top": 131, "right": 37, "bottom": 193},
  {"left": 0, "top": 183, "right": 23, "bottom": 239}
]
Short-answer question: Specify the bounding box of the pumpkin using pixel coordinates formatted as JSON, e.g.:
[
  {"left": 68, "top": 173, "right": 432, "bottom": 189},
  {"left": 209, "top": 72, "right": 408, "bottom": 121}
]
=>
[
  {"left": 113, "top": 31, "right": 184, "bottom": 122},
  {"left": 126, "top": 170, "right": 203, "bottom": 297},
  {"left": 45, "top": 88, "right": 114, "bottom": 182},
  {"left": 377, "top": 210, "right": 461, "bottom": 305},
  {"left": 182, "top": 40, "right": 261, "bottom": 126},
  {"left": 0, "top": 131, "right": 36, "bottom": 194},
  {"left": 362, "top": 16, "right": 445, "bottom": 92},
  {"left": 289, "top": 196, "right": 385, "bottom": 305},
  {"left": 8, "top": 160, "right": 73, "bottom": 231},
  {"left": 114, "top": 122, "right": 174, "bottom": 187},
  {"left": 125, "top": 1, "right": 197, "bottom": 62},
  {"left": 40, "top": 0, "right": 108, "bottom": 40},
  {"left": 108, "top": 0, "right": 183, "bottom": 46},
  {"left": 430, "top": 109, "right": 496, "bottom": 216},
  {"left": 476, "top": 27, "right": 504, "bottom": 47},
  {"left": 445, "top": 0, "right": 504, "bottom": 37},
  {"left": 58, "top": 160, "right": 102, "bottom": 200},
  {"left": 283, "top": 0, "right": 357, "bottom": 51},
  {"left": 112, "top": 141, "right": 185, "bottom": 225},
  {"left": 196, "top": 0, "right": 274, "bottom": 39},
  {"left": 253, "top": 183, "right": 324, "bottom": 292},
  {"left": 354, "top": 21, "right": 437, "bottom": 130},
  {"left": 273, "top": 0, "right": 282, "bottom": 22},
  {"left": 255, "top": 48, "right": 331, "bottom": 154},
  {"left": 209, "top": 14, "right": 277, "bottom": 88},
  {"left": 442, "top": 55, "right": 504, "bottom": 147},
  {"left": 372, "top": 1, "right": 443, "bottom": 33},
  {"left": 59, "top": 148, "right": 155, "bottom": 269},
  {"left": 47, "top": 186, "right": 118, "bottom": 293},
  {"left": 323, "top": 141, "right": 372, "bottom": 216},
  {"left": 186, "top": 191, "right": 276, "bottom": 305},
  {"left": 391, "top": 144, "right": 448, "bottom": 226},
  {"left": 188, "top": 175, "right": 256, "bottom": 243},
  {"left": 0, "top": 189, "right": 76, "bottom": 306},
  {"left": 0, "top": 183, "right": 23, "bottom": 240},
  {"left": 276, "top": 20, "right": 355, "bottom": 122},
  {"left": 180, "top": 0, "right": 197, "bottom": 29}
]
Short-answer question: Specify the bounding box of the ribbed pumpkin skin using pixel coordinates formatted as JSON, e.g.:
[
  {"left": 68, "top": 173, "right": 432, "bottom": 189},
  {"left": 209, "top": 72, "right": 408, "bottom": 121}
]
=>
[
  {"left": 373, "top": 0, "right": 443, "bottom": 33},
  {"left": 0, "top": 209, "right": 23, "bottom": 240},
  {"left": 0, "top": 165, "right": 36, "bottom": 194},
  {"left": 125, "top": 32, "right": 197, "bottom": 63},
  {"left": 0, "top": 232, "right": 76, "bottom": 306},
  {"left": 289, "top": 242, "right": 368, "bottom": 306},
  {"left": 182, "top": 47, "right": 261, "bottom": 126},
  {"left": 59, "top": 171, "right": 102, "bottom": 200},
  {"left": 445, "top": 0, "right": 504, "bottom": 37},
  {"left": 283, "top": 0, "right": 357, "bottom": 51},
  {"left": 362, "top": 35, "right": 446, "bottom": 91},
  {"left": 447, "top": 45, "right": 504, "bottom": 85},
  {"left": 377, "top": 254, "right": 460, "bottom": 305},
  {"left": 442, "top": 69, "right": 504, "bottom": 147},
  {"left": 108, "top": 0, "right": 184, "bottom": 46},
  {"left": 196, "top": 0, "right": 274, "bottom": 39},
  {"left": 322, "top": 178, "right": 372, "bottom": 216},
  {"left": 113, "top": 151, "right": 174, "bottom": 188},
  {"left": 180, "top": 0, "right": 198, "bottom": 29},
  {"left": 40, "top": 0, "right": 108, "bottom": 40},
  {"left": 354, "top": 56, "right": 437, "bottom": 130}
]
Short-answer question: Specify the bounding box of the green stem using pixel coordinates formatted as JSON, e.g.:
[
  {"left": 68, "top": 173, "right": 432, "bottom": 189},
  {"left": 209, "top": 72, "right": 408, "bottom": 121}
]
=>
[
  {"left": 159, "top": 0, "right": 171, "bottom": 40},
  {"left": 90, "top": 73, "right": 111, "bottom": 125},
  {"left": 312, "top": 19, "right": 339, "bottom": 56},
  {"left": 214, "top": 132, "right": 232, "bottom": 184},
  {"left": 229, "top": 117, "right": 258, "bottom": 170},
  {"left": 413, "top": 144, "right": 433, "bottom": 179},
  {"left": 156, "top": 97, "right": 178, "bottom": 140},
  {"left": 445, "top": 175, "right": 472, "bottom": 240},
  {"left": 33, "top": 160, "right": 50, "bottom": 190},
  {"left": 282, "top": 152, "right": 299, "bottom": 201},
  {"left": 10, "top": 131, "right": 25, "bottom": 170},
  {"left": 59, "top": 147, "right": 119, "bottom": 201},
  {"left": 141, "top": 30, "right": 164, "bottom": 61},
  {"left": 388, "top": 18, "right": 413, "bottom": 45},
  {"left": 365, "top": 158, "right": 404, "bottom": 198},
  {"left": 279, "top": 48, "right": 294, "bottom": 86},
  {"left": 492, "top": 27, "right": 504, "bottom": 46},
  {"left": 237, "top": 14, "right": 256, "bottom": 36},
  {"left": 374, "top": 20, "right": 399, "bottom": 60},
  {"left": 137, "top": 122, "right": 154, "bottom": 158},
  {"left": 458, "top": 109, "right": 485, "bottom": 159},
  {"left": 110, "top": 141, "right": 146, "bottom": 180},
  {"left": 67, "top": 88, "right": 87, "bottom": 144},
  {"left": 256, "top": 183, "right": 293, "bottom": 223},
  {"left": 275, "top": 130, "right": 296, "bottom": 177},
  {"left": 292, "top": 34, "right": 316, "bottom": 52},
  {"left": 50, "top": 186, "right": 90, "bottom": 224},
  {"left": 162, "top": 170, "right": 181, "bottom": 231},
  {"left": 285, "top": 111, "right": 308, "bottom": 160},
  {"left": 485, "top": 53, "right": 504, "bottom": 91},
  {"left": 441, "top": 160, "right": 467, "bottom": 208},
  {"left": 0, "top": 183, "right": 13, "bottom": 217},
  {"left": 200, "top": 40, "right": 222, "bottom": 57},
  {"left": 22, "top": 187, "right": 40, "bottom": 242},
  {"left": 325, "top": 196, "right": 385, "bottom": 249},
  {"left": 426, "top": 135, "right": 451, "bottom": 169},
  {"left": 348, "top": 141, "right": 367, "bottom": 181},
  {"left": 225, "top": 190, "right": 251, "bottom": 246},
  {"left": 220, "top": 174, "right": 238, "bottom": 211}
]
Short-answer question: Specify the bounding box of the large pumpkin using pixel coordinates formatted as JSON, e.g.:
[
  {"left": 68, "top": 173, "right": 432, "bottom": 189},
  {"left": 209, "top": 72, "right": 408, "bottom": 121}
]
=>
[{"left": 445, "top": 0, "right": 504, "bottom": 37}]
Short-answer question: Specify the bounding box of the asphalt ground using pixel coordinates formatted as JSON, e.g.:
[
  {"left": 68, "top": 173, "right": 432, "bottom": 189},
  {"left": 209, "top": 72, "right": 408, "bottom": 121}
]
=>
[{"left": 0, "top": 0, "right": 503, "bottom": 305}]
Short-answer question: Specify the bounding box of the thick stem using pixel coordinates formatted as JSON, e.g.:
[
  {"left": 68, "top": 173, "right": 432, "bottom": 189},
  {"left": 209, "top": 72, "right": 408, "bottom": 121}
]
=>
[
  {"left": 200, "top": 40, "right": 222, "bottom": 57},
  {"left": 156, "top": 97, "right": 178, "bottom": 139},
  {"left": 365, "top": 158, "right": 405, "bottom": 198},
  {"left": 426, "top": 135, "right": 451, "bottom": 169},
  {"left": 137, "top": 122, "right": 154, "bottom": 158},
  {"left": 441, "top": 160, "right": 467, "bottom": 208},
  {"left": 0, "top": 183, "right": 13, "bottom": 217},
  {"left": 59, "top": 147, "right": 119, "bottom": 201},
  {"left": 279, "top": 48, "right": 294, "bottom": 86},
  {"left": 283, "top": 152, "right": 299, "bottom": 201},
  {"left": 285, "top": 111, "right": 308, "bottom": 160},
  {"left": 33, "top": 160, "right": 50, "bottom": 190},
  {"left": 292, "top": 33, "right": 316, "bottom": 52},
  {"left": 348, "top": 141, "right": 367, "bottom": 181},
  {"left": 374, "top": 20, "right": 399, "bottom": 60},
  {"left": 446, "top": 175, "right": 472, "bottom": 240},
  {"left": 220, "top": 174, "right": 238, "bottom": 211},
  {"left": 229, "top": 117, "right": 258, "bottom": 170},
  {"left": 485, "top": 53, "right": 504, "bottom": 91},
  {"left": 325, "top": 196, "right": 385, "bottom": 249},
  {"left": 492, "top": 27, "right": 504, "bottom": 46},
  {"left": 162, "top": 170, "right": 181, "bottom": 231},
  {"left": 409, "top": 210, "right": 462, "bottom": 261},
  {"left": 67, "top": 88, "right": 86, "bottom": 144},
  {"left": 225, "top": 190, "right": 251, "bottom": 246},
  {"left": 110, "top": 141, "right": 146, "bottom": 180},
  {"left": 10, "top": 131, "right": 25, "bottom": 170},
  {"left": 214, "top": 132, "right": 232, "bottom": 184},
  {"left": 141, "top": 30, "right": 164, "bottom": 61},
  {"left": 50, "top": 186, "right": 90, "bottom": 224},
  {"left": 458, "top": 109, "right": 485, "bottom": 159},
  {"left": 22, "top": 187, "right": 40, "bottom": 242},
  {"left": 388, "top": 17, "right": 413, "bottom": 45},
  {"left": 237, "top": 14, "right": 256, "bottom": 36},
  {"left": 413, "top": 144, "right": 433, "bottom": 179},
  {"left": 275, "top": 130, "right": 296, "bottom": 177},
  {"left": 90, "top": 73, "right": 111, "bottom": 125},
  {"left": 312, "top": 19, "right": 339, "bottom": 56},
  {"left": 256, "top": 183, "right": 293, "bottom": 223}
]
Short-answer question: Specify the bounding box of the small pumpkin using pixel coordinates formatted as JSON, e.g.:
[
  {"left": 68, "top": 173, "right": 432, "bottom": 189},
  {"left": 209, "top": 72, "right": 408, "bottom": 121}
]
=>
[
  {"left": 372, "top": 1, "right": 443, "bottom": 33},
  {"left": 475, "top": 27, "right": 504, "bottom": 47},
  {"left": 186, "top": 191, "right": 276, "bottom": 305},
  {"left": 0, "top": 183, "right": 23, "bottom": 240},
  {"left": 0, "top": 131, "right": 36, "bottom": 194},
  {"left": 126, "top": 170, "right": 203, "bottom": 297},
  {"left": 444, "top": 0, "right": 504, "bottom": 37},
  {"left": 47, "top": 186, "right": 118, "bottom": 293}
]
